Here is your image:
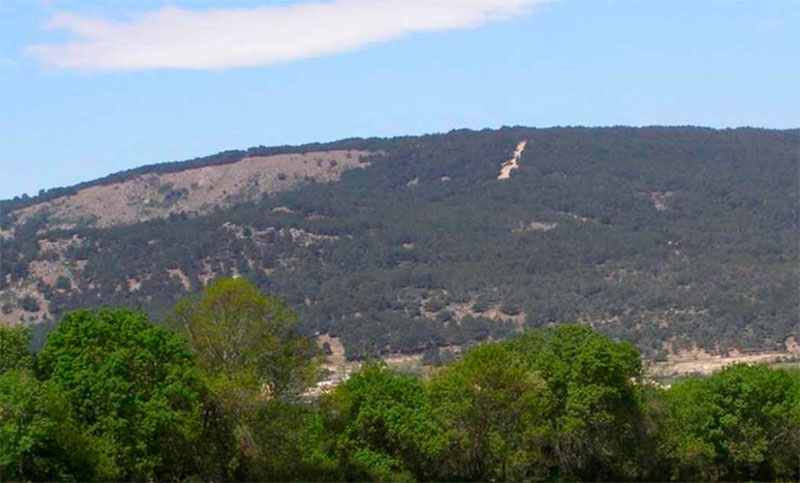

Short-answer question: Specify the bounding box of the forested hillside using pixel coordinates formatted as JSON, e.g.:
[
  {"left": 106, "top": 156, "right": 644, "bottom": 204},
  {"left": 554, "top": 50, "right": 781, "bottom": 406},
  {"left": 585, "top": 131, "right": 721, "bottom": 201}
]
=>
[{"left": 1, "top": 126, "right": 798, "bottom": 360}]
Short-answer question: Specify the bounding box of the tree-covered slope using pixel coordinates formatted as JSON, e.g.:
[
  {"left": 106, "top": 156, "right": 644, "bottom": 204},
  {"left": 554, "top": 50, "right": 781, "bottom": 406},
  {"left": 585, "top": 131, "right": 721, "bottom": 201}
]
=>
[{"left": 1, "top": 126, "right": 797, "bottom": 359}]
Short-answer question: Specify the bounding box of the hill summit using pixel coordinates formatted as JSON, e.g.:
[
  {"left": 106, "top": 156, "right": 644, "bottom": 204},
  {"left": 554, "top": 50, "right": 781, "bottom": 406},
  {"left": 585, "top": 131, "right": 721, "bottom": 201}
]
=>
[{"left": 1, "top": 126, "right": 798, "bottom": 362}]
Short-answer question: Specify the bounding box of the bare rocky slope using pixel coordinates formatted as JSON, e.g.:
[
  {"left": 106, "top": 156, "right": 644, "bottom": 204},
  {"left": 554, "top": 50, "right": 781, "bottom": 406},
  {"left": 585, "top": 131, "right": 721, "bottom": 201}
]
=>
[{"left": 7, "top": 150, "right": 371, "bottom": 233}]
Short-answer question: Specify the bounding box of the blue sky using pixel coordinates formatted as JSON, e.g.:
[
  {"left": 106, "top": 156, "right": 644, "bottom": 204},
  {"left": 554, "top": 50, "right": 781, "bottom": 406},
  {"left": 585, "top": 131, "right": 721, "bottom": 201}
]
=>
[{"left": 1, "top": 0, "right": 798, "bottom": 200}]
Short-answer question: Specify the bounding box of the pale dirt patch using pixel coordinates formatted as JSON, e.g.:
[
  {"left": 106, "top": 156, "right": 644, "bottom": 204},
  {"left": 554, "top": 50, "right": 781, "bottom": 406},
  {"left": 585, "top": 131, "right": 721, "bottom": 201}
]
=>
[
  {"left": 649, "top": 344, "right": 798, "bottom": 378},
  {"left": 317, "top": 333, "right": 347, "bottom": 368},
  {"left": 28, "top": 259, "right": 71, "bottom": 286},
  {"left": 482, "top": 307, "right": 526, "bottom": 331},
  {"left": 220, "top": 221, "right": 247, "bottom": 239},
  {"left": 784, "top": 335, "right": 800, "bottom": 357},
  {"left": 284, "top": 227, "right": 340, "bottom": 247},
  {"left": 14, "top": 150, "right": 374, "bottom": 231},
  {"left": 37, "top": 235, "right": 83, "bottom": 254},
  {"left": 513, "top": 221, "right": 557, "bottom": 233},
  {"left": 127, "top": 278, "right": 142, "bottom": 292},
  {"left": 271, "top": 206, "right": 296, "bottom": 214},
  {"left": 498, "top": 141, "right": 527, "bottom": 180},
  {"left": 384, "top": 353, "right": 424, "bottom": 373},
  {"left": 310, "top": 334, "right": 359, "bottom": 397},
  {"left": 650, "top": 191, "right": 677, "bottom": 211},
  {"left": 166, "top": 268, "right": 191, "bottom": 290},
  {"left": 0, "top": 282, "right": 50, "bottom": 324},
  {"left": 423, "top": 295, "right": 526, "bottom": 331},
  {"left": 218, "top": 222, "right": 340, "bottom": 248},
  {"left": 557, "top": 211, "right": 600, "bottom": 225},
  {"left": 198, "top": 259, "right": 214, "bottom": 287}
]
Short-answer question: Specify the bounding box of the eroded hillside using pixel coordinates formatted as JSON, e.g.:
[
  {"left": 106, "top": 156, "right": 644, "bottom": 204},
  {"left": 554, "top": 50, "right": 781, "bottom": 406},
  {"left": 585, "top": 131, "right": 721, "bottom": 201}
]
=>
[{"left": 6, "top": 150, "right": 371, "bottom": 234}]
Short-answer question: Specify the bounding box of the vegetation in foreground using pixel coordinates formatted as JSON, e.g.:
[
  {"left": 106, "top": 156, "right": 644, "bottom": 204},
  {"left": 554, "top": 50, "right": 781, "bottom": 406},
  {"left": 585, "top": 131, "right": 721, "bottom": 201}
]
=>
[{"left": 1, "top": 278, "right": 798, "bottom": 482}]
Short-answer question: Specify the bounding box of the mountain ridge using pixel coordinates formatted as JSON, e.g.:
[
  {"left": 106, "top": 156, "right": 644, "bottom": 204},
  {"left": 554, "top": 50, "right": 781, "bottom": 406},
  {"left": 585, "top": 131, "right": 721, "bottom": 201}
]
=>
[
  {"left": 3, "top": 125, "right": 786, "bottom": 209},
  {"left": 2, "top": 126, "right": 798, "bottom": 364}
]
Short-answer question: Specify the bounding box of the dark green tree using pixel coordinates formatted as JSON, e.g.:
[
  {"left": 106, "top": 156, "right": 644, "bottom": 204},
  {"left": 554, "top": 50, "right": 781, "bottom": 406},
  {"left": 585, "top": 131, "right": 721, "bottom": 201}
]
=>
[
  {"left": 662, "top": 364, "right": 800, "bottom": 482},
  {"left": 428, "top": 342, "right": 550, "bottom": 481},
  {"left": 35, "top": 308, "right": 208, "bottom": 481},
  {"left": 325, "top": 360, "right": 445, "bottom": 481},
  {"left": 1, "top": 325, "right": 102, "bottom": 481},
  {"left": 506, "top": 325, "right": 649, "bottom": 481},
  {"left": 0, "top": 325, "right": 33, "bottom": 374}
]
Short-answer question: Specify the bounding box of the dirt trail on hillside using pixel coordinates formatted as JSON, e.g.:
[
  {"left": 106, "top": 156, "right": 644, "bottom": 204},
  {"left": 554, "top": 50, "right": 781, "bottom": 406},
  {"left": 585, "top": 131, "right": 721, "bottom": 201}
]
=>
[{"left": 498, "top": 141, "right": 527, "bottom": 180}]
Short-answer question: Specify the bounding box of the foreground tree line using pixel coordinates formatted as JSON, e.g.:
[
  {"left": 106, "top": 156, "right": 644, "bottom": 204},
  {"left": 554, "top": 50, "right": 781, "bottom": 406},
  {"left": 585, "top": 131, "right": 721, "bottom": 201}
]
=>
[{"left": 1, "top": 279, "right": 798, "bottom": 482}]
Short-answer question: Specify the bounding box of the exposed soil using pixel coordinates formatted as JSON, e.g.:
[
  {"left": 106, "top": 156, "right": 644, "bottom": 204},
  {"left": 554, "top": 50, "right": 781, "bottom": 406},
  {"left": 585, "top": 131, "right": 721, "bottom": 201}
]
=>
[
  {"left": 498, "top": 141, "right": 527, "bottom": 180},
  {"left": 14, "top": 150, "right": 373, "bottom": 231},
  {"left": 648, "top": 343, "right": 798, "bottom": 378}
]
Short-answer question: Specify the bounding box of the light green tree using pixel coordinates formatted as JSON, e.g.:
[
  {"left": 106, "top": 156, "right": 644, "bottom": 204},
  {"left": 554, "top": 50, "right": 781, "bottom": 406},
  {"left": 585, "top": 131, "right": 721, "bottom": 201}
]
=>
[
  {"left": 166, "top": 278, "right": 321, "bottom": 403},
  {"left": 165, "top": 277, "right": 322, "bottom": 477}
]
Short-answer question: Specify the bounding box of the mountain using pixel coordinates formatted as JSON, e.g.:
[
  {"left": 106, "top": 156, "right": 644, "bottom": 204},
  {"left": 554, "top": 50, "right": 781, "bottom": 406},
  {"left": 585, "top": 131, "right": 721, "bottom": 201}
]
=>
[{"left": 1, "top": 126, "right": 798, "bottom": 361}]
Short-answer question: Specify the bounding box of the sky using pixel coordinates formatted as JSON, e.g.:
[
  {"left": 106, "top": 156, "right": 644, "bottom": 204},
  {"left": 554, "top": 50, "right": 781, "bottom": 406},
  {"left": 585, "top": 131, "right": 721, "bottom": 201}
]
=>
[{"left": 1, "top": 0, "right": 798, "bottom": 200}]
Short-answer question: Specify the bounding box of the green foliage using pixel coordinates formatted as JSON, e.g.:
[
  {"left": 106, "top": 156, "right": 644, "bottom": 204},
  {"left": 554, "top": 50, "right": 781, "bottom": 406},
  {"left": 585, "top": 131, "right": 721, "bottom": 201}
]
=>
[
  {"left": 0, "top": 370, "right": 103, "bottom": 481},
  {"left": 246, "top": 401, "right": 340, "bottom": 482},
  {"left": 325, "top": 361, "right": 445, "bottom": 481},
  {"left": 426, "top": 325, "right": 650, "bottom": 481},
  {"left": 3, "top": 304, "right": 800, "bottom": 482},
  {"left": 0, "top": 325, "right": 33, "bottom": 374},
  {"left": 165, "top": 278, "right": 322, "bottom": 478},
  {"left": 428, "top": 342, "right": 549, "bottom": 481},
  {"left": 10, "top": 127, "right": 797, "bottom": 361},
  {"left": 661, "top": 364, "right": 800, "bottom": 482},
  {"left": 505, "top": 325, "right": 649, "bottom": 480},
  {"left": 166, "top": 277, "right": 321, "bottom": 402},
  {"left": 35, "top": 308, "right": 208, "bottom": 481}
]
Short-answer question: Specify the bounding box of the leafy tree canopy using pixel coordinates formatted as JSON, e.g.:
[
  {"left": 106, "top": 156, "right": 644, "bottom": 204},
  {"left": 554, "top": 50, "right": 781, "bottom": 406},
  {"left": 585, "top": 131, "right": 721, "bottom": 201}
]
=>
[
  {"left": 662, "top": 363, "right": 800, "bottom": 482},
  {"left": 35, "top": 308, "right": 207, "bottom": 481}
]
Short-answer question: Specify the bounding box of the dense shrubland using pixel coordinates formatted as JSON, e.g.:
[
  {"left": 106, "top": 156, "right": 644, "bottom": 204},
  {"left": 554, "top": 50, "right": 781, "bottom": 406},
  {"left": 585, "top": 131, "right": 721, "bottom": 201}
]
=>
[
  {"left": 2, "top": 279, "right": 798, "bottom": 482},
  {"left": 2, "top": 127, "right": 797, "bottom": 360}
]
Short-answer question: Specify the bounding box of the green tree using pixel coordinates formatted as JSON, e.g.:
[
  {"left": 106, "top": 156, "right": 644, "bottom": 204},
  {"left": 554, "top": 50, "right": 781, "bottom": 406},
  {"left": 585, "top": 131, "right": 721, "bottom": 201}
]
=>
[
  {"left": 506, "top": 325, "right": 649, "bottom": 481},
  {"left": 325, "top": 361, "right": 445, "bottom": 481},
  {"left": 165, "top": 278, "right": 322, "bottom": 477},
  {"left": 428, "top": 342, "right": 550, "bottom": 481},
  {"left": 1, "top": 326, "right": 103, "bottom": 481},
  {"left": 246, "top": 401, "right": 340, "bottom": 482},
  {"left": 35, "top": 308, "right": 208, "bottom": 481},
  {"left": 662, "top": 364, "right": 800, "bottom": 482},
  {"left": 0, "top": 325, "right": 33, "bottom": 374},
  {"left": 166, "top": 278, "right": 321, "bottom": 403},
  {"left": 0, "top": 370, "right": 104, "bottom": 481}
]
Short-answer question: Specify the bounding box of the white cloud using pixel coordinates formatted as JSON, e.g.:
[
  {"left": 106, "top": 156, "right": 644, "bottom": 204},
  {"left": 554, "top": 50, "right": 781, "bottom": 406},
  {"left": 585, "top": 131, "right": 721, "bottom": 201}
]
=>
[{"left": 28, "top": 0, "right": 547, "bottom": 71}]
